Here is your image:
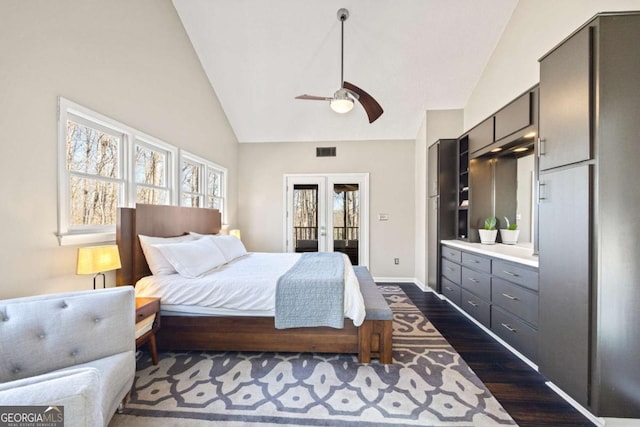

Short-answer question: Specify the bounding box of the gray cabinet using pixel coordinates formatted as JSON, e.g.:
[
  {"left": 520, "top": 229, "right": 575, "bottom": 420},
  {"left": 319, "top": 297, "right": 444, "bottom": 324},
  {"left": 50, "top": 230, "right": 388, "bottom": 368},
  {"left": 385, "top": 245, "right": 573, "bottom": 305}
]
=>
[
  {"left": 427, "top": 139, "right": 457, "bottom": 292},
  {"left": 539, "top": 24, "right": 591, "bottom": 171},
  {"left": 538, "top": 165, "right": 591, "bottom": 406},
  {"left": 537, "top": 12, "right": 640, "bottom": 417},
  {"left": 440, "top": 243, "right": 539, "bottom": 362},
  {"left": 494, "top": 91, "right": 532, "bottom": 141},
  {"left": 468, "top": 118, "right": 494, "bottom": 154}
]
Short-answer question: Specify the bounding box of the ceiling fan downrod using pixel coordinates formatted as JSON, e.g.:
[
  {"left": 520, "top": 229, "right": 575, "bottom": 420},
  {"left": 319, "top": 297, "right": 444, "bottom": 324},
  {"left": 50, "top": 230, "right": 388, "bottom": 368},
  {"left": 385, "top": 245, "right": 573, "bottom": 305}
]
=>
[{"left": 337, "top": 8, "right": 349, "bottom": 87}]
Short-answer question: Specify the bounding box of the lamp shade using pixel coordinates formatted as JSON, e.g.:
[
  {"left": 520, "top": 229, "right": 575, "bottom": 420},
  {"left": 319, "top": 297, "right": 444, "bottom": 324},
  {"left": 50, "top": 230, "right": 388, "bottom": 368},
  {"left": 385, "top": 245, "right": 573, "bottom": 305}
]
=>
[
  {"left": 77, "top": 245, "right": 122, "bottom": 275},
  {"left": 330, "top": 98, "right": 354, "bottom": 114},
  {"left": 229, "top": 229, "right": 241, "bottom": 240}
]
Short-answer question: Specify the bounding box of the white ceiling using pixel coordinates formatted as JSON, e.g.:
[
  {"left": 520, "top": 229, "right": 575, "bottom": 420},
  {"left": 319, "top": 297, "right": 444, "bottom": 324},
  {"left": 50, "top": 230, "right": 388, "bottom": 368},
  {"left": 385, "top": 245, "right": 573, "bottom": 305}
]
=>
[{"left": 173, "top": 0, "right": 518, "bottom": 143}]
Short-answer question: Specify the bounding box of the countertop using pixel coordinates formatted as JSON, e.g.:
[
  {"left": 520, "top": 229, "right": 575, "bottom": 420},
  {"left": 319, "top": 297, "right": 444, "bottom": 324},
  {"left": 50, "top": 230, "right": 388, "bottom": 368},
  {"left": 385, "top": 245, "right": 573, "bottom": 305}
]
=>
[{"left": 441, "top": 240, "right": 539, "bottom": 268}]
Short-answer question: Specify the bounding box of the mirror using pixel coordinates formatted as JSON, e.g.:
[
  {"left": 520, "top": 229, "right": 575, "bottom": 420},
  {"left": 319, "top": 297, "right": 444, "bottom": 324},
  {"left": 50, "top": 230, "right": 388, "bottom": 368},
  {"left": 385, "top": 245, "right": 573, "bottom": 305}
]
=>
[
  {"left": 515, "top": 153, "right": 534, "bottom": 246},
  {"left": 470, "top": 146, "right": 536, "bottom": 248}
]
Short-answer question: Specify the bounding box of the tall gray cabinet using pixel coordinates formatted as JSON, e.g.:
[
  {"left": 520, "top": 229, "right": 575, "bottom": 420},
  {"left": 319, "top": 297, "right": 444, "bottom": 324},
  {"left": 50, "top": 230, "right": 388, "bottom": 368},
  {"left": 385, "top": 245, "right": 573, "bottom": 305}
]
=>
[
  {"left": 538, "top": 12, "right": 640, "bottom": 417},
  {"left": 427, "top": 139, "right": 457, "bottom": 292}
]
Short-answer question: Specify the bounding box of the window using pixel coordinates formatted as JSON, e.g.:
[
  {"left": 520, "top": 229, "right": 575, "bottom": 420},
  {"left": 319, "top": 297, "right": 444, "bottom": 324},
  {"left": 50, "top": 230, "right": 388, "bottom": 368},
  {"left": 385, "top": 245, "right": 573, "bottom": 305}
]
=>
[
  {"left": 65, "top": 117, "right": 125, "bottom": 230},
  {"left": 134, "top": 139, "right": 173, "bottom": 205},
  {"left": 58, "top": 98, "right": 224, "bottom": 245},
  {"left": 180, "top": 151, "right": 227, "bottom": 221}
]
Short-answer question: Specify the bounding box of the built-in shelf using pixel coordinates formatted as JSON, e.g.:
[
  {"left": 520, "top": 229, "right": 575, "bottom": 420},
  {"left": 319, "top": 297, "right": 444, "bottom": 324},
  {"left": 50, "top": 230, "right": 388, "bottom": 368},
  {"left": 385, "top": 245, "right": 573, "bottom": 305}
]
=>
[{"left": 457, "top": 135, "right": 470, "bottom": 240}]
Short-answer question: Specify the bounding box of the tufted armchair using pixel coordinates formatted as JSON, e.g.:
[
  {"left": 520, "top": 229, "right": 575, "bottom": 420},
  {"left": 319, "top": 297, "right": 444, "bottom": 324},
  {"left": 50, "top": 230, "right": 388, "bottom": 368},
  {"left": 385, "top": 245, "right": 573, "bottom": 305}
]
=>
[{"left": 0, "top": 287, "right": 135, "bottom": 427}]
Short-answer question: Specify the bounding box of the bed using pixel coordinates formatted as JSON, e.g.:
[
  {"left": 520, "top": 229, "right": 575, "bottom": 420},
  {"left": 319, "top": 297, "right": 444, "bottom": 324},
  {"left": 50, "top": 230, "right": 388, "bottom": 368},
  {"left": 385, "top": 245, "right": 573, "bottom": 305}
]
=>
[{"left": 116, "top": 204, "right": 391, "bottom": 363}]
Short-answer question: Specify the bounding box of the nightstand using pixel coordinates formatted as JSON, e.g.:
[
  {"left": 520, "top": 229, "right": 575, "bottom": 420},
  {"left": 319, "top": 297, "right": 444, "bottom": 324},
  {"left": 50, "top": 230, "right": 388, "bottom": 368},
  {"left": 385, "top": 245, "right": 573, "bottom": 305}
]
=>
[{"left": 135, "top": 297, "right": 161, "bottom": 365}]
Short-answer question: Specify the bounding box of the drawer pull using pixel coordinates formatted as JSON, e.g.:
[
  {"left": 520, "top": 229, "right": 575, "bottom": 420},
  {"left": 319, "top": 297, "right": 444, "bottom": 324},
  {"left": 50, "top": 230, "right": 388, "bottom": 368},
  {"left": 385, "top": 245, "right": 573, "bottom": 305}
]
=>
[
  {"left": 501, "top": 323, "right": 517, "bottom": 333},
  {"left": 468, "top": 278, "right": 479, "bottom": 283},
  {"left": 503, "top": 270, "right": 520, "bottom": 277},
  {"left": 448, "top": 252, "right": 456, "bottom": 257},
  {"left": 468, "top": 259, "right": 479, "bottom": 264},
  {"left": 445, "top": 286, "right": 453, "bottom": 291},
  {"left": 467, "top": 300, "right": 479, "bottom": 307},
  {"left": 501, "top": 293, "right": 519, "bottom": 301},
  {"left": 446, "top": 267, "right": 455, "bottom": 271}
]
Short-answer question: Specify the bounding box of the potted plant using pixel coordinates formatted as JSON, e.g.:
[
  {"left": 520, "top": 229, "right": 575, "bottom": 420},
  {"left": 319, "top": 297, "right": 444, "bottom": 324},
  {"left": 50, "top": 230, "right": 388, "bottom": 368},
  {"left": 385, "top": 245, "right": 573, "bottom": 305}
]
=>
[
  {"left": 478, "top": 216, "right": 498, "bottom": 244},
  {"left": 500, "top": 217, "right": 520, "bottom": 245}
]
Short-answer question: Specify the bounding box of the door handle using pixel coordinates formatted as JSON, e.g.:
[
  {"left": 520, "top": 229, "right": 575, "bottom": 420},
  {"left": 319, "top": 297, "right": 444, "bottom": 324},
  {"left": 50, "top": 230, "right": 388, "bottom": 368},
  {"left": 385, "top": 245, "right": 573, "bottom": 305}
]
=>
[
  {"left": 538, "top": 181, "right": 547, "bottom": 202},
  {"left": 537, "top": 137, "right": 546, "bottom": 157},
  {"left": 501, "top": 323, "right": 517, "bottom": 333}
]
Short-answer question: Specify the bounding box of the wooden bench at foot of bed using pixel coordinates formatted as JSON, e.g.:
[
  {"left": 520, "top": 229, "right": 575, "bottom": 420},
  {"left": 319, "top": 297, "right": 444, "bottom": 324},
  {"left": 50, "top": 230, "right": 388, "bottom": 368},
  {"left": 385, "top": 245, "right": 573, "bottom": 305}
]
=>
[
  {"left": 354, "top": 266, "right": 393, "bottom": 364},
  {"left": 155, "top": 266, "right": 393, "bottom": 364}
]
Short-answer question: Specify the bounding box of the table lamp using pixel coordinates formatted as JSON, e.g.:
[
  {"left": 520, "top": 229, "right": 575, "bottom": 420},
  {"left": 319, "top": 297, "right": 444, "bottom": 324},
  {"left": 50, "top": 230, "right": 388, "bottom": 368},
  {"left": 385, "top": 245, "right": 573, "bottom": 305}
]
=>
[
  {"left": 230, "top": 229, "right": 241, "bottom": 240},
  {"left": 76, "top": 245, "right": 122, "bottom": 289}
]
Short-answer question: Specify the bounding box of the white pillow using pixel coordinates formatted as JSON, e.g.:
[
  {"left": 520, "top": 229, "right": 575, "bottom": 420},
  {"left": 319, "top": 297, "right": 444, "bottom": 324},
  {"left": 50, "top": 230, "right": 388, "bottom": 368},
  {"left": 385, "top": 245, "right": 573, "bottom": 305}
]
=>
[
  {"left": 211, "top": 234, "right": 248, "bottom": 262},
  {"left": 138, "top": 234, "right": 195, "bottom": 275},
  {"left": 154, "top": 237, "right": 227, "bottom": 278},
  {"left": 189, "top": 232, "right": 248, "bottom": 263}
]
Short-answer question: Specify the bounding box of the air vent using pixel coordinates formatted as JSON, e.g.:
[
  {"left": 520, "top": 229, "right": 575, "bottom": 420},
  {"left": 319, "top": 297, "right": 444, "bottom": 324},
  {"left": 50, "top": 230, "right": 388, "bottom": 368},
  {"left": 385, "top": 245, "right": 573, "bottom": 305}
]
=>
[{"left": 316, "top": 147, "right": 336, "bottom": 157}]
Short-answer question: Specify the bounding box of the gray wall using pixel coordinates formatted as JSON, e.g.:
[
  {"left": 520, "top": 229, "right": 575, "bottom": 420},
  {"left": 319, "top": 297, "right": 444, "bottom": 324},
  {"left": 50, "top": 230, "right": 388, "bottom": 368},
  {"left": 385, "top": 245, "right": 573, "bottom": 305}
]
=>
[
  {"left": 0, "top": 0, "right": 238, "bottom": 298},
  {"left": 238, "top": 140, "right": 415, "bottom": 279}
]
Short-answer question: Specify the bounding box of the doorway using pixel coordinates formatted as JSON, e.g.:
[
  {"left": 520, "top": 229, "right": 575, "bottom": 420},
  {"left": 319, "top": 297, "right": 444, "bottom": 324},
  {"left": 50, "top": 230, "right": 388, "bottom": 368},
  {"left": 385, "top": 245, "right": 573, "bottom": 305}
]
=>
[{"left": 284, "top": 174, "right": 369, "bottom": 266}]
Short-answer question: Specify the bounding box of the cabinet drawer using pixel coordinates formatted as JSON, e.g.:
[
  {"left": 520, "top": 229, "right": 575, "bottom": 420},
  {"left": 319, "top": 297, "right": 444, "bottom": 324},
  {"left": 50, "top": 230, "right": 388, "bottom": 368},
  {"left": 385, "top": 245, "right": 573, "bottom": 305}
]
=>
[
  {"left": 461, "top": 252, "right": 491, "bottom": 273},
  {"left": 492, "top": 278, "right": 539, "bottom": 327},
  {"left": 442, "top": 259, "right": 461, "bottom": 285},
  {"left": 492, "top": 260, "right": 538, "bottom": 291},
  {"left": 461, "top": 267, "right": 491, "bottom": 301},
  {"left": 442, "top": 246, "right": 462, "bottom": 263},
  {"left": 491, "top": 306, "right": 538, "bottom": 362},
  {"left": 461, "top": 290, "right": 491, "bottom": 328},
  {"left": 441, "top": 277, "right": 461, "bottom": 306}
]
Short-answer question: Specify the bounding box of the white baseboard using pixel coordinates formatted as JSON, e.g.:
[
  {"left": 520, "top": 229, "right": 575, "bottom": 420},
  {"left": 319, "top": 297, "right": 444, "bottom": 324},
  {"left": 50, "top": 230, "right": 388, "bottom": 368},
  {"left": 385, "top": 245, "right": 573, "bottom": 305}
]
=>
[
  {"left": 603, "top": 417, "right": 640, "bottom": 426},
  {"left": 441, "top": 295, "right": 539, "bottom": 371},
  {"left": 545, "top": 382, "right": 605, "bottom": 427},
  {"left": 373, "top": 276, "right": 418, "bottom": 284}
]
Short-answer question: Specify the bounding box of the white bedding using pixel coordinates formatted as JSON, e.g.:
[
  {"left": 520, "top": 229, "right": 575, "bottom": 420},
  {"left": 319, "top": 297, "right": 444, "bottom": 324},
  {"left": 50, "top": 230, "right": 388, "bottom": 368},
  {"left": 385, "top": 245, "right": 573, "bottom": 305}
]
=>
[{"left": 134, "top": 252, "right": 366, "bottom": 326}]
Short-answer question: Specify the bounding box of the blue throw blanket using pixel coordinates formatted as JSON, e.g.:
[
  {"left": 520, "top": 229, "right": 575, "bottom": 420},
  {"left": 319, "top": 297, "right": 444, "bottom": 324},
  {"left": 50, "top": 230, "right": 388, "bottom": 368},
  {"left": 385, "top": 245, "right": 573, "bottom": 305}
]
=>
[{"left": 275, "top": 252, "right": 345, "bottom": 329}]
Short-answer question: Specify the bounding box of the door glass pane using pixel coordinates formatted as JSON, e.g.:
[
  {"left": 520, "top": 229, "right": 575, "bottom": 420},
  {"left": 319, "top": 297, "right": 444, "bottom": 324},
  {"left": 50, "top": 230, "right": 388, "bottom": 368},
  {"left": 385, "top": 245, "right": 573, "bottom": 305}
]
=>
[
  {"left": 333, "top": 183, "right": 359, "bottom": 265},
  {"left": 293, "top": 184, "right": 318, "bottom": 253}
]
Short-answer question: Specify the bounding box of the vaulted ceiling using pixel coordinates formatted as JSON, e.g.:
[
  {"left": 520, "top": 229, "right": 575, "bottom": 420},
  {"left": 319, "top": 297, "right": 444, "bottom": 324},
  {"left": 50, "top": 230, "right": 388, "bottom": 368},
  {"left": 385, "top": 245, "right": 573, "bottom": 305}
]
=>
[{"left": 173, "top": 0, "right": 518, "bottom": 143}]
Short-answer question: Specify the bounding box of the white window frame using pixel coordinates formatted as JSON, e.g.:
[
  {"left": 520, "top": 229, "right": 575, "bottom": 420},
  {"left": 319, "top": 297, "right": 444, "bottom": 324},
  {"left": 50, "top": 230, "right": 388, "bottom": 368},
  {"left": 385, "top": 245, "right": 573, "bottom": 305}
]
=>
[
  {"left": 58, "top": 97, "right": 196, "bottom": 246},
  {"left": 132, "top": 136, "right": 178, "bottom": 207},
  {"left": 179, "top": 150, "right": 228, "bottom": 224}
]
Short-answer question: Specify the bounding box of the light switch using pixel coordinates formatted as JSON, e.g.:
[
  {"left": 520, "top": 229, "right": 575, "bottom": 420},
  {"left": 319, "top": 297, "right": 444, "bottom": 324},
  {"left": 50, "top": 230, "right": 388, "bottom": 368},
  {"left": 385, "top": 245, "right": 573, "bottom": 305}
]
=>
[{"left": 378, "top": 213, "right": 389, "bottom": 221}]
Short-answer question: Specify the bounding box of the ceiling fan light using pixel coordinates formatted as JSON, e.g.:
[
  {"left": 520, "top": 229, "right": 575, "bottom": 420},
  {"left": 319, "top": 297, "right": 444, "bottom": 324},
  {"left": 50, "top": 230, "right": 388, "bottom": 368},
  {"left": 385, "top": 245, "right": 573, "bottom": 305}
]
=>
[{"left": 330, "top": 97, "right": 354, "bottom": 114}]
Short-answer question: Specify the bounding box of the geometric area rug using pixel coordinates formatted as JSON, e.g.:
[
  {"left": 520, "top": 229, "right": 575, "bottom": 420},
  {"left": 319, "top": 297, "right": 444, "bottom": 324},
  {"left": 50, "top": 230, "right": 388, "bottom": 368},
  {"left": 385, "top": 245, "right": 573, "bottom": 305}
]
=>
[{"left": 109, "top": 286, "right": 516, "bottom": 427}]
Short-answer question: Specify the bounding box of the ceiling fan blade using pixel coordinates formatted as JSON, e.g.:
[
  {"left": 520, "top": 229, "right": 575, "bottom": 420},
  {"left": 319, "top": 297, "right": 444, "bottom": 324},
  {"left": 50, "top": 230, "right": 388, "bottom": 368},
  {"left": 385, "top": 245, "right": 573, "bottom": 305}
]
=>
[
  {"left": 295, "top": 94, "right": 332, "bottom": 101},
  {"left": 343, "top": 81, "right": 384, "bottom": 123}
]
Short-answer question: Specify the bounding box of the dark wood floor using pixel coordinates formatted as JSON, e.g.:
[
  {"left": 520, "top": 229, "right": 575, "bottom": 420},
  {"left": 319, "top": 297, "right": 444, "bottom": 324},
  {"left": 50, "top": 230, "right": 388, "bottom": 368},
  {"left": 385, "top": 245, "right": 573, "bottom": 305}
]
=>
[{"left": 396, "top": 283, "right": 595, "bottom": 427}]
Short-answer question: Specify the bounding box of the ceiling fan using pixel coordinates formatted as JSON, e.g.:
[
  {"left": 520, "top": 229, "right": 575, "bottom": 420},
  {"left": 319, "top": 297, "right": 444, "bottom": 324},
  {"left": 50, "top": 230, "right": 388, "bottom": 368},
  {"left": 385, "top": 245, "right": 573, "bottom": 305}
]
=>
[{"left": 295, "top": 8, "right": 384, "bottom": 124}]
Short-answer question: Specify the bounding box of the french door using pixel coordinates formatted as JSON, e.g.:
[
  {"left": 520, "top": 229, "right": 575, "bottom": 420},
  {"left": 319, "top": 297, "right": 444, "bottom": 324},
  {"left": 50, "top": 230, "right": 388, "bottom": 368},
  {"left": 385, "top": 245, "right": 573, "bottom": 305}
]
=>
[{"left": 284, "top": 174, "right": 369, "bottom": 266}]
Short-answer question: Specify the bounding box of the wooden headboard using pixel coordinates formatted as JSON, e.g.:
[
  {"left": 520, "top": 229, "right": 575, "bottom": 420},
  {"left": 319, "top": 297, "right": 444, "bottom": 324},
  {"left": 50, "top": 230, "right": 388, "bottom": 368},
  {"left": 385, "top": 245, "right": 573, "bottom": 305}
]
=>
[{"left": 116, "top": 204, "right": 222, "bottom": 285}]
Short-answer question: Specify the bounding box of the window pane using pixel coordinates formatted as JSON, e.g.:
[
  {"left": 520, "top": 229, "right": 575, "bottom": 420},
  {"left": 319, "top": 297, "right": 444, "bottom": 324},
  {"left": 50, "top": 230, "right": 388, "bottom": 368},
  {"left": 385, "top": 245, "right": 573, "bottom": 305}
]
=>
[
  {"left": 207, "top": 196, "right": 223, "bottom": 211},
  {"left": 182, "top": 161, "right": 201, "bottom": 193},
  {"left": 136, "top": 187, "right": 169, "bottom": 205},
  {"left": 66, "top": 120, "right": 120, "bottom": 178},
  {"left": 181, "top": 194, "right": 200, "bottom": 207},
  {"left": 207, "top": 170, "right": 221, "bottom": 197},
  {"left": 70, "top": 176, "right": 119, "bottom": 226},
  {"left": 135, "top": 145, "right": 166, "bottom": 186}
]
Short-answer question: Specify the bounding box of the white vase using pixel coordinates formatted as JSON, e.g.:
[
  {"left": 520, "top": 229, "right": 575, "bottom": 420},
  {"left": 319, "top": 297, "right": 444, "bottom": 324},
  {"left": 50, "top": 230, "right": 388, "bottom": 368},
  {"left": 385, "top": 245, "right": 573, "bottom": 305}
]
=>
[
  {"left": 500, "top": 229, "right": 520, "bottom": 245},
  {"left": 478, "top": 229, "right": 498, "bottom": 245}
]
